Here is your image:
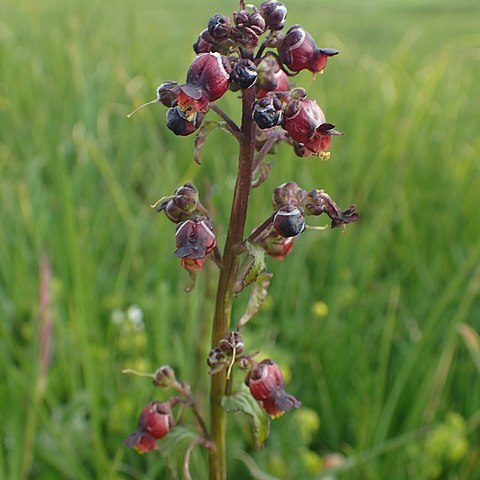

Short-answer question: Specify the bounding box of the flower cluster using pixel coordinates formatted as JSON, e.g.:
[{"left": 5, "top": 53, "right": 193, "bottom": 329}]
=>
[{"left": 128, "top": 0, "right": 341, "bottom": 159}]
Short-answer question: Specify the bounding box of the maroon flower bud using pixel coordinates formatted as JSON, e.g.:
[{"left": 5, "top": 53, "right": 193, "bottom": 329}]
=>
[
  {"left": 173, "top": 216, "right": 216, "bottom": 272},
  {"left": 283, "top": 98, "right": 340, "bottom": 154},
  {"left": 259, "top": 1, "right": 288, "bottom": 31},
  {"left": 177, "top": 53, "right": 231, "bottom": 116},
  {"left": 218, "top": 331, "right": 244, "bottom": 355},
  {"left": 153, "top": 183, "right": 199, "bottom": 223},
  {"left": 253, "top": 93, "right": 283, "bottom": 129},
  {"left": 207, "top": 347, "right": 227, "bottom": 369},
  {"left": 273, "top": 205, "right": 305, "bottom": 238},
  {"left": 230, "top": 59, "right": 257, "bottom": 90},
  {"left": 156, "top": 81, "right": 181, "bottom": 107},
  {"left": 247, "top": 359, "right": 301, "bottom": 418},
  {"left": 278, "top": 25, "right": 339, "bottom": 77},
  {"left": 124, "top": 401, "right": 175, "bottom": 453},
  {"left": 272, "top": 182, "right": 306, "bottom": 209},
  {"left": 166, "top": 106, "right": 203, "bottom": 136},
  {"left": 234, "top": 10, "right": 266, "bottom": 36},
  {"left": 193, "top": 30, "right": 217, "bottom": 54},
  {"left": 207, "top": 14, "right": 232, "bottom": 43},
  {"left": 256, "top": 56, "right": 290, "bottom": 99}
]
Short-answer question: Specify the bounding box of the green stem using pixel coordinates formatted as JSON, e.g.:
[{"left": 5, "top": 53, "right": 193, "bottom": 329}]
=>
[{"left": 209, "top": 87, "right": 256, "bottom": 480}]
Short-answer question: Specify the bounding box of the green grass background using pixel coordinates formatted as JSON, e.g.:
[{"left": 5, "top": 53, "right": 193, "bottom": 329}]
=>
[{"left": 1, "top": 0, "right": 480, "bottom": 478}]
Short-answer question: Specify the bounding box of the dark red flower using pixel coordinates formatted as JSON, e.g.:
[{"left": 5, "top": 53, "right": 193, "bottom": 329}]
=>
[
  {"left": 174, "top": 217, "right": 216, "bottom": 272},
  {"left": 253, "top": 93, "right": 284, "bottom": 129},
  {"left": 259, "top": 1, "right": 288, "bottom": 31},
  {"left": 166, "top": 105, "right": 203, "bottom": 136},
  {"left": 177, "top": 53, "right": 231, "bottom": 117},
  {"left": 247, "top": 359, "right": 301, "bottom": 418},
  {"left": 283, "top": 98, "right": 341, "bottom": 155},
  {"left": 207, "top": 14, "right": 232, "bottom": 43},
  {"left": 124, "top": 401, "right": 175, "bottom": 454},
  {"left": 256, "top": 56, "right": 290, "bottom": 99},
  {"left": 272, "top": 182, "right": 306, "bottom": 209},
  {"left": 272, "top": 205, "right": 305, "bottom": 238},
  {"left": 278, "top": 25, "right": 338, "bottom": 77}
]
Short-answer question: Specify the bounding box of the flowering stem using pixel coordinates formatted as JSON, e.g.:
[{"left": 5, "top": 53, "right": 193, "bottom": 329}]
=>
[{"left": 209, "top": 86, "right": 256, "bottom": 480}]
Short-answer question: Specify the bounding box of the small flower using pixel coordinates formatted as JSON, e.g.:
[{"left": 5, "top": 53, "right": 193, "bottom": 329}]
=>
[
  {"left": 253, "top": 93, "right": 284, "bottom": 129},
  {"left": 219, "top": 331, "right": 244, "bottom": 355},
  {"left": 230, "top": 59, "right": 258, "bottom": 90},
  {"left": 272, "top": 205, "right": 305, "bottom": 237},
  {"left": 124, "top": 401, "right": 175, "bottom": 454},
  {"left": 153, "top": 183, "right": 200, "bottom": 223},
  {"left": 272, "top": 182, "right": 306, "bottom": 209},
  {"left": 259, "top": 1, "right": 288, "bottom": 31},
  {"left": 247, "top": 359, "right": 301, "bottom": 418},
  {"left": 256, "top": 56, "right": 290, "bottom": 98},
  {"left": 177, "top": 53, "right": 231, "bottom": 117},
  {"left": 166, "top": 105, "right": 203, "bottom": 136},
  {"left": 207, "top": 14, "right": 232, "bottom": 43},
  {"left": 283, "top": 98, "right": 341, "bottom": 155},
  {"left": 173, "top": 216, "right": 216, "bottom": 272},
  {"left": 193, "top": 29, "right": 218, "bottom": 54},
  {"left": 278, "top": 24, "right": 339, "bottom": 77},
  {"left": 156, "top": 81, "right": 182, "bottom": 107}
]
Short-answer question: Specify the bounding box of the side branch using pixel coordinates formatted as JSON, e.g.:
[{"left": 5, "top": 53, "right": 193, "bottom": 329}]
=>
[{"left": 209, "top": 104, "right": 242, "bottom": 141}]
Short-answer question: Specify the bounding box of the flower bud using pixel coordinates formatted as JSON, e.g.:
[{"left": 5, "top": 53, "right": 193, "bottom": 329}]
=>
[
  {"left": 207, "top": 347, "right": 226, "bottom": 369},
  {"left": 193, "top": 30, "right": 217, "bottom": 54},
  {"left": 278, "top": 25, "right": 339, "bottom": 76},
  {"left": 273, "top": 205, "right": 305, "bottom": 238},
  {"left": 234, "top": 10, "right": 266, "bottom": 36},
  {"left": 247, "top": 359, "right": 301, "bottom": 418},
  {"left": 207, "top": 14, "right": 232, "bottom": 43},
  {"left": 174, "top": 217, "right": 216, "bottom": 272},
  {"left": 230, "top": 59, "right": 258, "bottom": 90},
  {"left": 218, "top": 331, "right": 244, "bottom": 355},
  {"left": 156, "top": 81, "right": 181, "bottom": 107},
  {"left": 256, "top": 56, "right": 290, "bottom": 98},
  {"left": 259, "top": 1, "right": 288, "bottom": 31},
  {"left": 253, "top": 93, "right": 283, "bottom": 129},
  {"left": 124, "top": 401, "right": 175, "bottom": 453},
  {"left": 272, "top": 182, "right": 306, "bottom": 209},
  {"left": 153, "top": 365, "right": 176, "bottom": 388},
  {"left": 166, "top": 106, "right": 203, "bottom": 136}
]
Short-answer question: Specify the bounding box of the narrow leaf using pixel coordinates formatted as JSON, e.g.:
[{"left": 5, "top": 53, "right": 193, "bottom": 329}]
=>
[
  {"left": 458, "top": 323, "right": 480, "bottom": 377},
  {"left": 222, "top": 384, "right": 270, "bottom": 448},
  {"left": 193, "top": 121, "right": 226, "bottom": 165},
  {"left": 237, "top": 272, "right": 272, "bottom": 329},
  {"left": 234, "top": 242, "right": 267, "bottom": 293}
]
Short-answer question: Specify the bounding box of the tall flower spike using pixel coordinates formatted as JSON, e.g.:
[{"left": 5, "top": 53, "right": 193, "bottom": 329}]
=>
[
  {"left": 247, "top": 359, "right": 301, "bottom": 418},
  {"left": 278, "top": 24, "right": 339, "bottom": 77}
]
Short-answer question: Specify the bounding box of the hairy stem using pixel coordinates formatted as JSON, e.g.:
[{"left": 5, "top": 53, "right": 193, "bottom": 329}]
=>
[{"left": 209, "top": 87, "right": 256, "bottom": 480}]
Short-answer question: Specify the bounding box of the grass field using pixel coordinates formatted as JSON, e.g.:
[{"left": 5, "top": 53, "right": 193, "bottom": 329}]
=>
[{"left": 1, "top": 0, "right": 480, "bottom": 478}]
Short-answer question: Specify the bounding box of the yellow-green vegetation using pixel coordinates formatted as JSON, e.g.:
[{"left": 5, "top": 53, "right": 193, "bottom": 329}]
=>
[{"left": 1, "top": 0, "right": 480, "bottom": 478}]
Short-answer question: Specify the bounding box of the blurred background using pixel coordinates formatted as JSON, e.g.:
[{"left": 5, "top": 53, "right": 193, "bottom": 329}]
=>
[{"left": 1, "top": 0, "right": 480, "bottom": 478}]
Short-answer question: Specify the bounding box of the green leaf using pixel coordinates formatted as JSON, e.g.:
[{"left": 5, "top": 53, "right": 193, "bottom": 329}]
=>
[
  {"left": 193, "top": 121, "right": 227, "bottom": 165},
  {"left": 157, "top": 426, "right": 197, "bottom": 479},
  {"left": 235, "top": 242, "right": 267, "bottom": 294},
  {"left": 237, "top": 272, "right": 272, "bottom": 329},
  {"left": 222, "top": 384, "right": 270, "bottom": 448}
]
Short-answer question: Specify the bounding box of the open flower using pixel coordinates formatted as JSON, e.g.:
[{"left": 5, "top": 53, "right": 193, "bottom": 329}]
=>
[
  {"left": 247, "top": 359, "right": 301, "bottom": 418},
  {"left": 174, "top": 216, "right": 216, "bottom": 271},
  {"left": 177, "top": 52, "right": 231, "bottom": 118},
  {"left": 124, "top": 401, "right": 175, "bottom": 454},
  {"left": 283, "top": 97, "right": 341, "bottom": 155},
  {"left": 278, "top": 24, "right": 338, "bottom": 77}
]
